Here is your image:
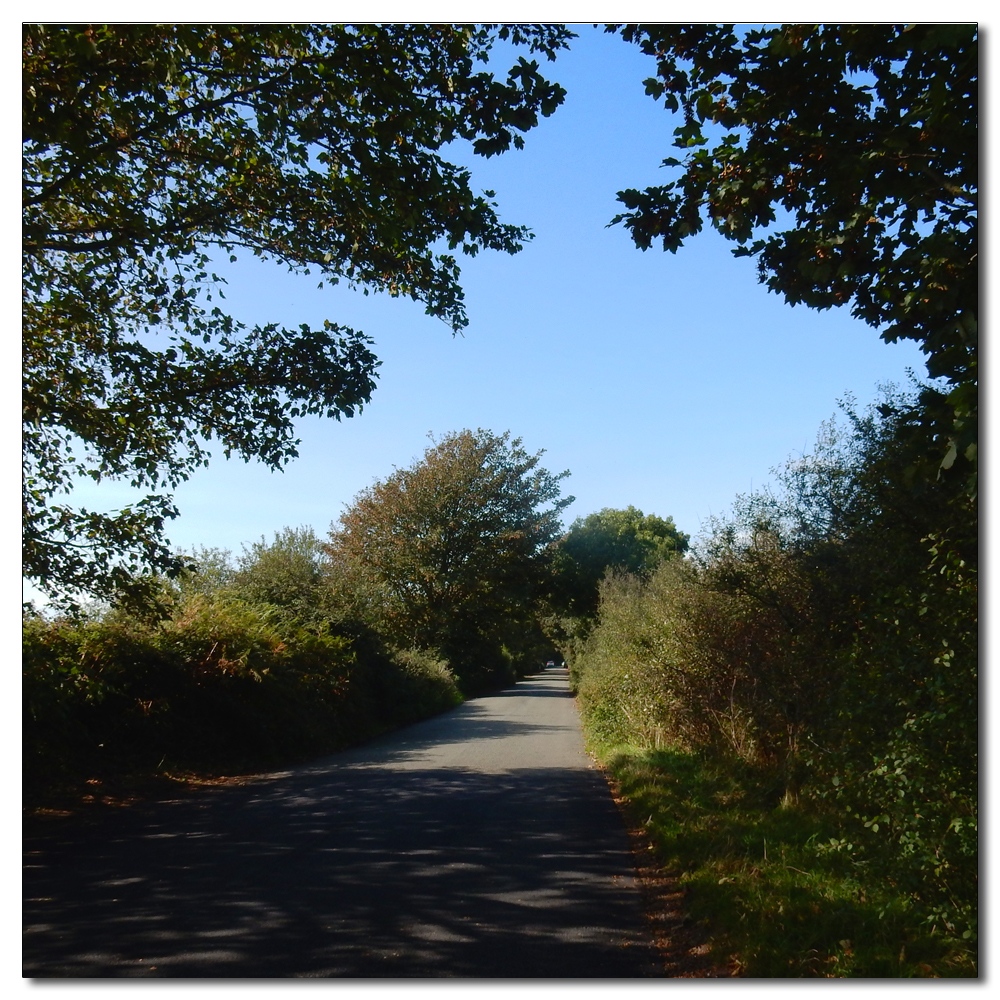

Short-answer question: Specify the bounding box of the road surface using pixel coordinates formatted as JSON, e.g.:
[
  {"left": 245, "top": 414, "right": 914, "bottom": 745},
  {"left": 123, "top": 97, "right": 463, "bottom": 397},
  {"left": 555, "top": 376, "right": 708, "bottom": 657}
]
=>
[{"left": 23, "top": 667, "right": 661, "bottom": 977}]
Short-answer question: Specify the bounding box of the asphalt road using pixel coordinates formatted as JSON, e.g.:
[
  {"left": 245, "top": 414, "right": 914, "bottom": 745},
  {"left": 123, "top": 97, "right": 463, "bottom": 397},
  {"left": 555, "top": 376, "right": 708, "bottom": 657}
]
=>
[{"left": 23, "top": 666, "right": 662, "bottom": 978}]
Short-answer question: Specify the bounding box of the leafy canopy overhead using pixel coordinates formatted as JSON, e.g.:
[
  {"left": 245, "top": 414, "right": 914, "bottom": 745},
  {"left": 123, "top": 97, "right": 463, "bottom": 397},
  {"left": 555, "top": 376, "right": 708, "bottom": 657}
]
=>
[
  {"left": 23, "top": 23, "right": 572, "bottom": 605},
  {"left": 609, "top": 23, "right": 977, "bottom": 487}
]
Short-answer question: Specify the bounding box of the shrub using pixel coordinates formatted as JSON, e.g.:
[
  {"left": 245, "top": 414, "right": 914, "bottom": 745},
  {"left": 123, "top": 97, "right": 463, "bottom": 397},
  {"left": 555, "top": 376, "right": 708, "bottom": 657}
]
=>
[
  {"left": 573, "top": 392, "right": 977, "bottom": 948},
  {"left": 24, "top": 590, "right": 462, "bottom": 793}
]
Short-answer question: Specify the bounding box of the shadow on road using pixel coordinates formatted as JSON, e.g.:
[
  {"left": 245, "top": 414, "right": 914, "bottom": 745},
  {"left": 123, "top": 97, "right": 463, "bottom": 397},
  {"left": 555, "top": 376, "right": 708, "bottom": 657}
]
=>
[{"left": 24, "top": 670, "right": 659, "bottom": 978}]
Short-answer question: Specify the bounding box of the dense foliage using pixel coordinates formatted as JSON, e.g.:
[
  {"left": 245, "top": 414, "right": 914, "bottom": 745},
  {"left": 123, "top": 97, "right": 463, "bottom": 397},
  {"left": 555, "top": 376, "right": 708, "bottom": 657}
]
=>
[
  {"left": 573, "top": 392, "right": 977, "bottom": 964},
  {"left": 601, "top": 747, "right": 975, "bottom": 976},
  {"left": 23, "top": 27, "right": 976, "bottom": 973},
  {"left": 610, "top": 23, "right": 977, "bottom": 490},
  {"left": 24, "top": 427, "right": 574, "bottom": 798},
  {"left": 23, "top": 23, "right": 571, "bottom": 605},
  {"left": 551, "top": 505, "right": 689, "bottom": 620},
  {"left": 24, "top": 532, "right": 462, "bottom": 797},
  {"left": 326, "top": 429, "right": 572, "bottom": 691}
]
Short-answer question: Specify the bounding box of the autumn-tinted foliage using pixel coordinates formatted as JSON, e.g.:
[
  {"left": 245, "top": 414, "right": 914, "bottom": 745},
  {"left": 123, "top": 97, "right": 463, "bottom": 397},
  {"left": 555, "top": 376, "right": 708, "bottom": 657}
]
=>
[
  {"left": 23, "top": 538, "right": 462, "bottom": 797},
  {"left": 610, "top": 23, "right": 977, "bottom": 490},
  {"left": 22, "top": 23, "right": 571, "bottom": 605},
  {"left": 23, "top": 593, "right": 354, "bottom": 786},
  {"left": 326, "top": 429, "right": 573, "bottom": 691}
]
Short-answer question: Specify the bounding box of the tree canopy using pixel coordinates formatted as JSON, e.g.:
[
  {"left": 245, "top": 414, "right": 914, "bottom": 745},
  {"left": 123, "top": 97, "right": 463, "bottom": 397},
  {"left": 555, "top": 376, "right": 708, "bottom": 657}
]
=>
[
  {"left": 552, "top": 505, "right": 690, "bottom": 618},
  {"left": 23, "top": 23, "right": 571, "bottom": 605},
  {"left": 326, "top": 429, "right": 572, "bottom": 687},
  {"left": 609, "top": 23, "right": 977, "bottom": 490}
]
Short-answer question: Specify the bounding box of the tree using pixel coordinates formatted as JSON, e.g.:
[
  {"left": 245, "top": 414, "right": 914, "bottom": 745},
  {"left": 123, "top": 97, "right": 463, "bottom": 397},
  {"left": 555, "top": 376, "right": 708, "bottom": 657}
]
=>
[
  {"left": 231, "top": 526, "right": 329, "bottom": 627},
  {"left": 693, "top": 390, "right": 976, "bottom": 928},
  {"left": 552, "top": 505, "right": 689, "bottom": 618},
  {"left": 23, "top": 23, "right": 572, "bottom": 604},
  {"left": 609, "top": 24, "right": 977, "bottom": 490},
  {"left": 326, "top": 429, "right": 572, "bottom": 688}
]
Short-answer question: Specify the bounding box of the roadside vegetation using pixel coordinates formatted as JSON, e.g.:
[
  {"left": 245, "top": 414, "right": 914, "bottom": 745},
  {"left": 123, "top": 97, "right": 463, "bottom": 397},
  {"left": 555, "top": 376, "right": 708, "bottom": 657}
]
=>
[
  {"left": 24, "top": 432, "right": 563, "bottom": 808},
  {"left": 23, "top": 531, "right": 462, "bottom": 806},
  {"left": 23, "top": 401, "right": 977, "bottom": 977},
  {"left": 599, "top": 746, "right": 974, "bottom": 977},
  {"left": 24, "top": 24, "right": 976, "bottom": 977},
  {"left": 570, "top": 392, "right": 977, "bottom": 977}
]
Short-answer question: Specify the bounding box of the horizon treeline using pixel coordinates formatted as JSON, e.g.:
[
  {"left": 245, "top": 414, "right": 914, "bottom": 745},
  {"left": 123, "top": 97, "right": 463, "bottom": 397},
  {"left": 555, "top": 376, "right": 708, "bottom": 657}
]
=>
[
  {"left": 24, "top": 428, "right": 682, "bottom": 783},
  {"left": 24, "top": 389, "right": 977, "bottom": 971}
]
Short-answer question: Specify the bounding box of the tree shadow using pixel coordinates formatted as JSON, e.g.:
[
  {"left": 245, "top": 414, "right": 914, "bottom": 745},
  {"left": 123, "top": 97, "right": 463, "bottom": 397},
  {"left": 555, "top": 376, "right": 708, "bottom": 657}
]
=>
[{"left": 24, "top": 672, "right": 659, "bottom": 978}]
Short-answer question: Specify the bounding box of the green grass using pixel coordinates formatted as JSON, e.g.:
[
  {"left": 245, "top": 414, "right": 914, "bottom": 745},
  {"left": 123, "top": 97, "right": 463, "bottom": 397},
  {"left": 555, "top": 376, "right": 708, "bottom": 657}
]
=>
[{"left": 592, "top": 740, "right": 976, "bottom": 978}]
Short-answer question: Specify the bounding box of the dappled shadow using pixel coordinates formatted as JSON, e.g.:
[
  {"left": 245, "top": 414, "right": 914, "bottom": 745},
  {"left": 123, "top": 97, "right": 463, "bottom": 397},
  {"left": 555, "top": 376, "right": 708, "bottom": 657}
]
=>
[
  {"left": 276, "top": 668, "right": 579, "bottom": 772},
  {"left": 24, "top": 669, "right": 659, "bottom": 978}
]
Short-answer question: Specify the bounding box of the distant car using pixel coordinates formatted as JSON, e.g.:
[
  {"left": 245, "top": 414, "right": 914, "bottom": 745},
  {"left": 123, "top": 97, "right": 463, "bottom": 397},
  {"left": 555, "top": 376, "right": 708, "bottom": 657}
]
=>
[{"left": 545, "top": 660, "right": 556, "bottom": 668}]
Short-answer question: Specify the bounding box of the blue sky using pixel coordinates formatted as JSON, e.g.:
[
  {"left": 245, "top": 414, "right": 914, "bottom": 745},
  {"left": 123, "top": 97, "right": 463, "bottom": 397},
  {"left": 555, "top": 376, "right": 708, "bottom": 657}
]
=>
[
  {"left": 56, "top": 24, "right": 934, "bottom": 562},
  {"left": 22, "top": 20, "right": 951, "bottom": 589}
]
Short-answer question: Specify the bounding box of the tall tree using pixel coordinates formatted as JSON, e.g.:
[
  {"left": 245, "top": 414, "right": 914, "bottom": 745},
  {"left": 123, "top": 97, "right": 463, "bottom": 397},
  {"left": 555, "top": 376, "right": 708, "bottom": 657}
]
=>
[
  {"left": 326, "top": 429, "right": 572, "bottom": 688},
  {"left": 552, "top": 506, "right": 689, "bottom": 619},
  {"left": 609, "top": 23, "right": 977, "bottom": 491},
  {"left": 23, "top": 23, "right": 571, "bottom": 604}
]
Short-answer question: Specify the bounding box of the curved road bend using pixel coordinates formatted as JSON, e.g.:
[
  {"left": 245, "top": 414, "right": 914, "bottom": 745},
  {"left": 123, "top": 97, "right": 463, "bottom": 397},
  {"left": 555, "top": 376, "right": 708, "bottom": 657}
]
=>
[{"left": 24, "top": 666, "right": 661, "bottom": 978}]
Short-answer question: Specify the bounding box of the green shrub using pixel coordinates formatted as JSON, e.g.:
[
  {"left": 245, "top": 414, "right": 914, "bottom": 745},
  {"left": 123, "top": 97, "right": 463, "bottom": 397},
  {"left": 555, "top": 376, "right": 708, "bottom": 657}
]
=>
[
  {"left": 596, "top": 744, "right": 976, "bottom": 977},
  {"left": 385, "top": 647, "right": 464, "bottom": 719},
  {"left": 24, "top": 591, "right": 462, "bottom": 795},
  {"left": 573, "top": 394, "right": 977, "bottom": 968}
]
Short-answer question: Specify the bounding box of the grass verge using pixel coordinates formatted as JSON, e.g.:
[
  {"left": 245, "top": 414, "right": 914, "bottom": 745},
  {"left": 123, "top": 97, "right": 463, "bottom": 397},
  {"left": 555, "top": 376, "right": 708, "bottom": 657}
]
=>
[{"left": 592, "top": 740, "right": 977, "bottom": 978}]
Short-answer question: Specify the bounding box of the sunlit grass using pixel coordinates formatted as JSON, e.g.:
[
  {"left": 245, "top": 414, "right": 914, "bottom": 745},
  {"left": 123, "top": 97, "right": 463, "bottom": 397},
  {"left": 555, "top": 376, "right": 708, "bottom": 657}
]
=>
[{"left": 592, "top": 740, "right": 977, "bottom": 978}]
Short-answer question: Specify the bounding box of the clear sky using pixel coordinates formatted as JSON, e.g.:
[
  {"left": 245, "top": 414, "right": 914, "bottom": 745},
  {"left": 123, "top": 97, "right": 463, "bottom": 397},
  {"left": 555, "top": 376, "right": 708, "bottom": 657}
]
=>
[
  {"left": 24, "top": 11, "right": 989, "bottom": 619},
  {"left": 46, "top": 22, "right": 938, "bottom": 579}
]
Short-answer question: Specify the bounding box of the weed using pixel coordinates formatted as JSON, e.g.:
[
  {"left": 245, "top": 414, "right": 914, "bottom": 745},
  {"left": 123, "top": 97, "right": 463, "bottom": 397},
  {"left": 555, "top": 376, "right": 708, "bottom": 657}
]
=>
[{"left": 592, "top": 740, "right": 977, "bottom": 977}]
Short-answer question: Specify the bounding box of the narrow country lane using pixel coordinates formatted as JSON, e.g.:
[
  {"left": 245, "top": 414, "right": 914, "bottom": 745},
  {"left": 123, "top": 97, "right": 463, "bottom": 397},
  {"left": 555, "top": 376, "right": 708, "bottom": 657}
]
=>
[{"left": 23, "top": 667, "right": 662, "bottom": 978}]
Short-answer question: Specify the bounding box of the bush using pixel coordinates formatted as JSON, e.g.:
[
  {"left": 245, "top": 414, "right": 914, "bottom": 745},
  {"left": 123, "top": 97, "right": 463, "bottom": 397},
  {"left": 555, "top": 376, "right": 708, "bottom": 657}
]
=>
[
  {"left": 383, "top": 647, "right": 464, "bottom": 721},
  {"left": 572, "top": 392, "right": 977, "bottom": 955},
  {"left": 24, "top": 591, "right": 462, "bottom": 796}
]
